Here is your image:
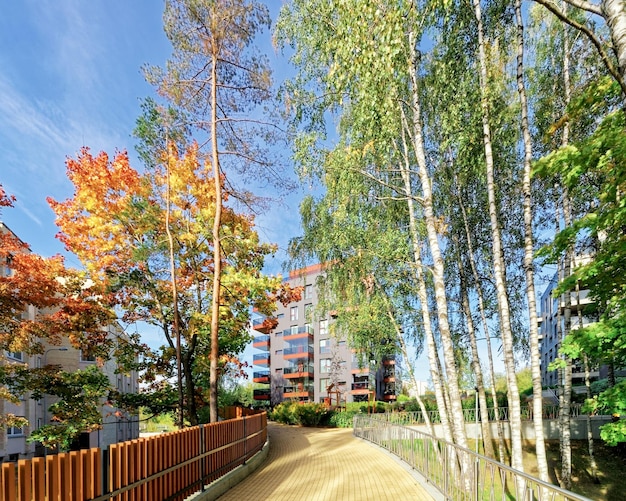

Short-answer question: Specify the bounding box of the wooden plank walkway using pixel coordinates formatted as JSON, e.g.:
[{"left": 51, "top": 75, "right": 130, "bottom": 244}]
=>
[{"left": 217, "top": 422, "right": 436, "bottom": 500}]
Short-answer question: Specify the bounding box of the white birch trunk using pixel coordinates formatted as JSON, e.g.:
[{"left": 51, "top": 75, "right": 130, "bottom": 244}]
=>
[
  {"left": 459, "top": 265, "right": 495, "bottom": 458},
  {"left": 456, "top": 188, "right": 507, "bottom": 463},
  {"left": 515, "top": 0, "right": 549, "bottom": 482},
  {"left": 602, "top": 0, "right": 626, "bottom": 86},
  {"left": 398, "top": 110, "right": 454, "bottom": 444},
  {"left": 406, "top": 29, "right": 468, "bottom": 451},
  {"left": 472, "top": 0, "right": 524, "bottom": 471}
]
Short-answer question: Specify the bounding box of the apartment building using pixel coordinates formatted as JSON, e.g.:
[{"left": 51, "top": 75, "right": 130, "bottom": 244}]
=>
[
  {"left": 0, "top": 222, "right": 139, "bottom": 460},
  {"left": 539, "top": 267, "right": 598, "bottom": 389},
  {"left": 252, "top": 264, "right": 398, "bottom": 406}
]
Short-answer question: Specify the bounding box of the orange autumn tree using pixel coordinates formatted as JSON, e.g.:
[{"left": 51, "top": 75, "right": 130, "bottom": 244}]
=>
[
  {"left": 49, "top": 146, "right": 293, "bottom": 425},
  {"left": 0, "top": 185, "right": 116, "bottom": 450}
]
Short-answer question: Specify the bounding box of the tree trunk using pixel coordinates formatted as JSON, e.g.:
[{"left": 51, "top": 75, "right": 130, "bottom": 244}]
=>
[
  {"left": 459, "top": 261, "right": 495, "bottom": 458},
  {"left": 209, "top": 45, "right": 223, "bottom": 424},
  {"left": 472, "top": 0, "right": 524, "bottom": 471},
  {"left": 559, "top": 20, "right": 573, "bottom": 485},
  {"left": 456, "top": 185, "right": 506, "bottom": 463},
  {"left": 515, "top": 0, "right": 549, "bottom": 481},
  {"left": 398, "top": 112, "right": 454, "bottom": 443},
  {"left": 406, "top": 28, "right": 468, "bottom": 451},
  {"left": 165, "top": 145, "right": 185, "bottom": 429},
  {"left": 558, "top": 193, "right": 573, "bottom": 489},
  {"left": 602, "top": 0, "right": 626, "bottom": 87}
]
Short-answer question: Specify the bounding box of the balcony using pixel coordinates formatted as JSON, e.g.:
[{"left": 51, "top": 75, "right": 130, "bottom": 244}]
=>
[
  {"left": 253, "top": 388, "right": 271, "bottom": 400},
  {"left": 252, "top": 317, "right": 276, "bottom": 334},
  {"left": 283, "top": 384, "right": 314, "bottom": 399},
  {"left": 253, "top": 335, "right": 270, "bottom": 350},
  {"left": 253, "top": 353, "right": 270, "bottom": 367},
  {"left": 283, "top": 325, "right": 314, "bottom": 340},
  {"left": 351, "top": 364, "right": 370, "bottom": 375},
  {"left": 283, "top": 345, "right": 314, "bottom": 359},
  {"left": 283, "top": 364, "right": 314, "bottom": 379},
  {"left": 253, "top": 370, "right": 270, "bottom": 383}
]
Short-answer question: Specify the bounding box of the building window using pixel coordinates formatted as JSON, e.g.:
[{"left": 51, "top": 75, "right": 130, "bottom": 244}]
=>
[
  {"left": 320, "top": 358, "right": 331, "bottom": 373},
  {"left": 320, "top": 378, "right": 330, "bottom": 392},
  {"left": 290, "top": 306, "right": 298, "bottom": 322},
  {"left": 338, "top": 340, "right": 346, "bottom": 347},
  {"left": 320, "top": 339, "right": 331, "bottom": 354},
  {"left": 319, "top": 319, "right": 328, "bottom": 336},
  {"left": 275, "top": 349, "right": 282, "bottom": 356},
  {"left": 6, "top": 351, "right": 23, "bottom": 361},
  {"left": 290, "top": 325, "right": 298, "bottom": 334},
  {"left": 81, "top": 350, "right": 96, "bottom": 362},
  {"left": 305, "top": 284, "right": 313, "bottom": 299},
  {"left": 304, "top": 303, "right": 313, "bottom": 320},
  {"left": 7, "top": 426, "right": 24, "bottom": 437}
]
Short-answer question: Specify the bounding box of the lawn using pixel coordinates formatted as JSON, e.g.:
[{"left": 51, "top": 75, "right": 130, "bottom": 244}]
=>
[{"left": 522, "top": 440, "right": 626, "bottom": 500}]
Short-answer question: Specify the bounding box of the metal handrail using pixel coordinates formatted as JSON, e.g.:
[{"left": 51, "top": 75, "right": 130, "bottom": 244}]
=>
[
  {"left": 353, "top": 415, "right": 592, "bottom": 501},
  {"left": 381, "top": 404, "right": 585, "bottom": 424}
]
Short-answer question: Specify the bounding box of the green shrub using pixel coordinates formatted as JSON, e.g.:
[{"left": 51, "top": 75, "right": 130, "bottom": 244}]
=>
[
  {"left": 269, "top": 402, "right": 299, "bottom": 425},
  {"left": 270, "top": 402, "right": 330, "bottom": 426},
  {"left": 328, "top": 410, "right": 358, "bottom": 428},
  {"left": 295, "top": 403, "right": 330, "bottom": 426}
]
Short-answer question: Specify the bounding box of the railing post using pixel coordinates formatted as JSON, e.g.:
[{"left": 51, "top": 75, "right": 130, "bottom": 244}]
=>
[
  {"left": 243, "top": 416, "right": 247, "bottom": 465},
  {"left": 199, "top": 424, "right": 205, "bottom": 492},
  {"left": 475, "top": 456, "right": 480, "bottom": 501}
]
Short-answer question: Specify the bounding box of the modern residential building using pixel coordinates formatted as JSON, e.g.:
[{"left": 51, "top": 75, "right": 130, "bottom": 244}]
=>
[
  {"left": 539, "top": 264, "right": 598, "bottom": 389},
  {"left": 252, "top": 263, "right": 399, "bottom": 406},
  {"left": 0, "top": 222, "right": 139, "bottom": 461},
  {"left": 37, "top": 324, "right": 140, "bottom": 453}
]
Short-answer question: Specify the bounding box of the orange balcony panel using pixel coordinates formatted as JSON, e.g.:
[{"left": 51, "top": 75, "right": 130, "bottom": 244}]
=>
[
  {"left": 283, "top": 372, "right": 314, "bottom": 380},
  {"left": 283, "top": 332, "right": 314, "bottom": 341},
  {"left": 283, "top": 391, "right": 312, "bottom": 399},
  {"left": 383, "top": 359, "right": 396, "bottom": 366},
  {"left": 253, "top": 376, "right": 270, "bottom": 384},
  {"left": 254, "top": 393, "right": 271, "bottom": 400},
  {"left": 383, "top": 394, "right": 397, "bottom": 401},
  {"left": 351, "top": 388, "right": 370, "bottom": 395},
  {"left": 253, "top": 340, "right": 270, "bottom": 349},
  {"left": 253, "top": 358, "right": 270, "bottom": 366},
  {"left": 384, "top": 377, "right": 395, "bottom": 383},
  {"left": 284, "top": 352, "right": 313, "bottom": 360},
  {"left": 351, "top": 368, "right": 369, "bottom": 375}
]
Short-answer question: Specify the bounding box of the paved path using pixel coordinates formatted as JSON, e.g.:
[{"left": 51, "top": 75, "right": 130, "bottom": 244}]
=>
[{"left": 217, "top": 422, "right": 436, "bottom": 500}]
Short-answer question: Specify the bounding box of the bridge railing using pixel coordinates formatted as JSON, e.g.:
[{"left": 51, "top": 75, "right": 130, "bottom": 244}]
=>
[
  {"left": 381, "top": 404, "right": 583, "bottom": 425},
  {"left": 353, "top": 414, "right": 592, "bottom": 501},
  {"left": 0, "top": 412, "right": 267, "bottom": 501}
]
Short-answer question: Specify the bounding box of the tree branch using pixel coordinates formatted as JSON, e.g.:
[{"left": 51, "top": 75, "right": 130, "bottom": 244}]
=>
[{"left": 532, "top": 0, "right": 626, "bottom": 96}]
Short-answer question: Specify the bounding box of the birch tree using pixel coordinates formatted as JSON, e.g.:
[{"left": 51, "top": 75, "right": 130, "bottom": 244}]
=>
[{"left": 277, "top": 0, "right": 468, "bottom": 447}]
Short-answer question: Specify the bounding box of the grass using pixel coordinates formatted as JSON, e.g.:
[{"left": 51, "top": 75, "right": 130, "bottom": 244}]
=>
[{"left": 522, "top": 440, "right": 626, "bottom": 500}]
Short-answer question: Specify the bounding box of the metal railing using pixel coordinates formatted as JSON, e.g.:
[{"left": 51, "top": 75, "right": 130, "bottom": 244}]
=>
[
  {"left": 353, "top": 415, "right": 592, "bottom": 501},
  {"left": 381, "top": 404, "right": 584, "bottom": 425}
]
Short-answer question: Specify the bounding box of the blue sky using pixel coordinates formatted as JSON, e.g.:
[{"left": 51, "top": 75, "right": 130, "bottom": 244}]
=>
[
  {"left": 0, "top": 1, "right": 442, "bottom": 384},
  {"left": 0, "top": 1, "right": 308, "bottom": 354},
  {"left": 0, "top": 1, "right": 301, "bottom": 267}
]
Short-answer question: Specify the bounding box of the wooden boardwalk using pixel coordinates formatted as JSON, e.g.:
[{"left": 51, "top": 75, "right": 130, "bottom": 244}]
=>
[{"left": 216, "top": 422, "right": 437, "bottom": 500}]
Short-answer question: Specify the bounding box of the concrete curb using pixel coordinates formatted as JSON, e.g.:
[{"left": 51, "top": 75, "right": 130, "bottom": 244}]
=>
[{"left": 186, "top": 440, "right": 270, "bottom": 501}]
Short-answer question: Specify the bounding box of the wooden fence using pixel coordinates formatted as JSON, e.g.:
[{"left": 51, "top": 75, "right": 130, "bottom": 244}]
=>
[{"left": 0, "top": 412, "right": 267, "bottom": 501}]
